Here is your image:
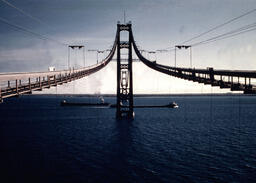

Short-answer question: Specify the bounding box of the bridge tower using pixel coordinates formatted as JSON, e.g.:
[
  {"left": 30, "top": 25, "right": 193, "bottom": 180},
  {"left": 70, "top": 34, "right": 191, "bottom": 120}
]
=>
[{"left": 116, "top": 22, "right": 134, "bottom": 119}]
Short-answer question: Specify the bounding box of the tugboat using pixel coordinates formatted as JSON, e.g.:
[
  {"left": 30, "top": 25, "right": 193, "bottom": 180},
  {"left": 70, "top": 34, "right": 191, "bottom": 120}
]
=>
[{"left": 169, "top": 102, "right": 178, "bottom": 108}]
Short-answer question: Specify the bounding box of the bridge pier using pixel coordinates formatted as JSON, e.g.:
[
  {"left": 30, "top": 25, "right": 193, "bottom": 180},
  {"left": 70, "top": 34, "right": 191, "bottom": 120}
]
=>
[
  {"left": 28, "top": 78, "right": 32, "bottom": 94},
  {"left": 65, "top": 73, "right": 68, "bottom": 83},
  {"left": 16, "top": 79, "right": 19, "bottom": 96},
  {"left": 47, "top": 76, "right": 51, "bottom": 88},
  {"left": 53, "top": 75, "right": 57, "bottom": 86},
  {"left": 59, "top": 74, "right": 63, "bottom": 85},
  {"left": 39, "top": 77, "right": 42, "bottom": 90},
  {"left": 69, "top": 73, "right": 72, "bottom": 82},
  {"left": 208, "top": 67, "right": 214, "bottom": 82}
]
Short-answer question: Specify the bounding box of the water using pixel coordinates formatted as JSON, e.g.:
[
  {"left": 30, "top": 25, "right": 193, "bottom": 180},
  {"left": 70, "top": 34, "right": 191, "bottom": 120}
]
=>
[{"left": 0, "top": 95, "right": 256, "bottom": 183}]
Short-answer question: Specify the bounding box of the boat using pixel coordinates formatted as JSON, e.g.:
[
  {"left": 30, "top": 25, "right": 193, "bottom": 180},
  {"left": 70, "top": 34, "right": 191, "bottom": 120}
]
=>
[
  {"left": 170, "top": 102, "right": 179, "bottom": 108},
  {"left": 60, "top": 100, "right": 110, "bottom": 107},
  {"left": 110, "top": 102, "right": 178, "bottom": 108}
]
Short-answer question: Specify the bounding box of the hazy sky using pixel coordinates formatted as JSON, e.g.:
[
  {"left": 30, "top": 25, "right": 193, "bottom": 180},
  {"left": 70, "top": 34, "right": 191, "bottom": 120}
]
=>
[{"left": 0, "top": 0, "right": 256, "bottom": 94}]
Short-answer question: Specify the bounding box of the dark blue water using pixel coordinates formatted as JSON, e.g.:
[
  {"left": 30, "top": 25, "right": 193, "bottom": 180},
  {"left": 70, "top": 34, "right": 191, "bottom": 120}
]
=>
[{"left": 0, "top": 95, "right": 256, "bottom": 183}]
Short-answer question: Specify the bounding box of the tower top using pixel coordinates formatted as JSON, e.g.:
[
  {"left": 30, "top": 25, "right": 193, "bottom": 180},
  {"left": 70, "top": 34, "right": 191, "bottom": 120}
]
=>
[{"left": 117, "top": 20, "right": 132, "bottom": 26}]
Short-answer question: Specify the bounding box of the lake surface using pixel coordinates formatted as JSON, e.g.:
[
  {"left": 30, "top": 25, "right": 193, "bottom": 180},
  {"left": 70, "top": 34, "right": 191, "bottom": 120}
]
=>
[{"left": 0, "top": 95, "right": 256, "bottom": 183}]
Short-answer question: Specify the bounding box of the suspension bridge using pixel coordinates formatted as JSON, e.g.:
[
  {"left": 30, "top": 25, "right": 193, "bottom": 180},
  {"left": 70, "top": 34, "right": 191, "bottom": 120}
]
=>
[{"left": 0, "top": 22, "right": 256, "bottom": 118}]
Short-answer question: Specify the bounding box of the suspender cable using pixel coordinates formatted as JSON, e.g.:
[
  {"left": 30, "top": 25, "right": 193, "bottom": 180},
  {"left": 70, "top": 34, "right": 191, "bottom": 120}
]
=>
[
  {"left": 0, "top": 16, "right": 68, "bottom": 46},
  {"left": 181, "top": 8, "right": 256, "bottom": 44},
  {"left": 1, "top": 0, "right": 51, "bottom": 28}
]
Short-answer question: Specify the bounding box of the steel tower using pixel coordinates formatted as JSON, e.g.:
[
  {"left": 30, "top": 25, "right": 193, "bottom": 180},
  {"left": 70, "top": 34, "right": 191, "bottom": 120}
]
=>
[{"left": 116, "top": 22, "right": 134, "bottom": 119}]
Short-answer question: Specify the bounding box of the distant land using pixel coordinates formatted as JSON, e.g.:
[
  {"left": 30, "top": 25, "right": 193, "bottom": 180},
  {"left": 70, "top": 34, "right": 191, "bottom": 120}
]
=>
[{"left": 30, "top": 93, "right": 256, "bottom": 97}]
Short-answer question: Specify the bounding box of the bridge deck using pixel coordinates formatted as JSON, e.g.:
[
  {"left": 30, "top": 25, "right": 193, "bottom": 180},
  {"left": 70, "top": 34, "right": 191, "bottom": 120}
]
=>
[
  {"left": 0, "top": 65, "right": 102, "bottom": 102},
  {"left": 130, "top": 29, "right": 256, "bottom": 94}
]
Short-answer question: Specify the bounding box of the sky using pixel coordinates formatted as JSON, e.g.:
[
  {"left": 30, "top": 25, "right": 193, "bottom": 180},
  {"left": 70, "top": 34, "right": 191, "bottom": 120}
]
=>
[{"left": 0, "top": 0, "right": 256, "bottom": 94}]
